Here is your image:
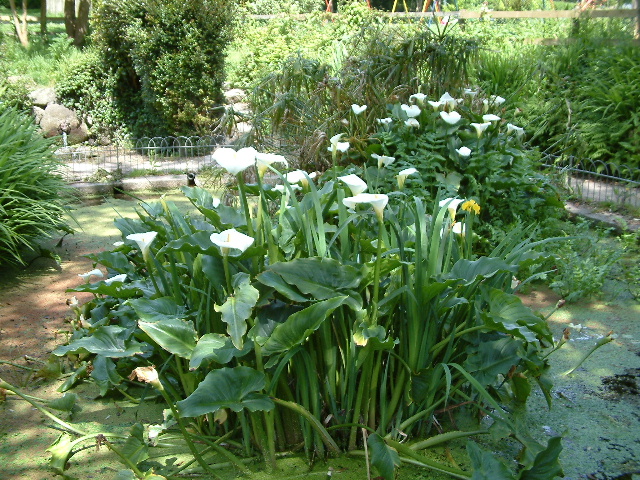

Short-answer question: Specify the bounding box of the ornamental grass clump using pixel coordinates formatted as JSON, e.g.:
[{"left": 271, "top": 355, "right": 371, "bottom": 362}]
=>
[
  {"left": 0, "top": 106, "right": 73, "bottom": 266},
  {"left": 44, "top": 149, "right": 569, "bottom": 479}
]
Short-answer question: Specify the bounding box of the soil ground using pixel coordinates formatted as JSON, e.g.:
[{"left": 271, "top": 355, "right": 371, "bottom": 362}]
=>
[{"left": 1, "top": 191, "right": 639, "bottom": 480}]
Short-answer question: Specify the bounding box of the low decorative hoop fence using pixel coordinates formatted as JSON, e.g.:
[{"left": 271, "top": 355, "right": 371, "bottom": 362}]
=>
[
  {"left": 542, "top": 155, "right": 640, "bottom": 210},
  {"left": 55, "top": 135, "right": 226, "bottom": 183}
]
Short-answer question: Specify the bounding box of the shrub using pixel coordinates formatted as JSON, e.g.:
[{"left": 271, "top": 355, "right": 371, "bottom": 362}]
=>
[
  {"left": 0, "top": 106, "right": 72, "bottom": 265},
  {"left": 57, "top": 0, "right": 236, "bottom": 138}
]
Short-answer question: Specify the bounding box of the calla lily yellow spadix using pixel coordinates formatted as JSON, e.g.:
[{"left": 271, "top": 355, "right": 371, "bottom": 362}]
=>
[
  {"left": 343, "top": 193, "right": 389, "bottom": 222},
  {"left": 210, "top": 229, "right": 254, "bottom": 256},
  {"left": 338, "top": 174, "right": 368, "bottom": 196},
  {"left": 211, "top": 147, "right": 257, "bottom": 175}
]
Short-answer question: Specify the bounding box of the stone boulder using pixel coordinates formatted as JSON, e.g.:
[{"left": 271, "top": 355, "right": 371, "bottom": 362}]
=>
[
  {"left": 29, "top": 87, "right": 57, "bottom": 107},
  {"left": 39, "top": 104, "right": 89, "bottom": 144}
]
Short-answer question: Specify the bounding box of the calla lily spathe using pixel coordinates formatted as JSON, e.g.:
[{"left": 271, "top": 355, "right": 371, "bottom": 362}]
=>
[
  {"left": 210, "top": 229, "right": 254, "bottom": 256},
  {"left": 78, "top": 268, "right": 103, "bottom": 282},
  {"left": 286, "top": 170, "right": 317, "bottom": 188},
  {"left": 255, "top": 152, "right": 288, "bottom": 178},
  {"left": 371, "top": 153, "right": 395, "bottom": 168},
  {"left": 338, "top": 174, "right": 368, "bottom": 196},
  {"left": 470, "top": 122, "right": 491, "bottom": 138},
  {"left": 405, "top": 118, "right": 420, "bottom": 128},
  {"left": 328, "top": 133, "right": 350, "bottom": 153},
  {"left": 396, "top": 167, "right": 418, "bottom": 189},
  {"left": 343, "top": 193, "right": 389, "bottom": 221},
  {"left": 376, "top": 117, "right": 392, "bottom": 125},
  {"left": 104, "top": 274, "right": 127, "bottom": 285},
  {"left": 211, "top": 147, "right": 257, "bottom": 175},
  {"left": 456, "top": 146, "right": 472, "bottom": 157},
  {"left": 439, "top": 92, "right": 457, "bottom": 109},
  {"left": 440, "top": 111, "right": 461, "bottom": 125},
  {"left": 400, "top": 104, "right": 421, "bottom": 118},
  {"left": 409, "top": 93, "right": 427, "bottom": 105},
  {"left": 439, "top": 198, "right": 464, "bottom": 219},
  {"left": 507, "top": 123, "right": 525, "bottom": 137},
  {"left": 427, "top": 100, "right": 443, "bottom": 110},
  {"left": 126, "top": 231, "right": 158, "bottom": 259},
  {"left": 351, "top": 104, "right": 367, "bottom": 115},
  {"left": 482, "top": 114, "right": 501, "bottom": 123}
]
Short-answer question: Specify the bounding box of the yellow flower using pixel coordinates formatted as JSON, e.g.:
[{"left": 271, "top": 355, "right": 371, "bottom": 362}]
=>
[{"left": 461, "top": 199, "right": 481, "bottom": 215}]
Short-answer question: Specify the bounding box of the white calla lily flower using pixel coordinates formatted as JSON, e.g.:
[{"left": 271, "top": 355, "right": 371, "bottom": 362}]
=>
[
  {"left": 255, "top": 152, "right": 288, "bottom": 178},
  {"left": 126, "top": 231, "right": 158, "bottom": 260},
  {"left": 427, "top": 100, "right": 443, "bottom": 110},
  {"left": 376, "top": 117, "right": 393, "bottom": 125},
  {"left": 470, "top": 122, "right": 491, "bottom": 138},
  {"left": 343, "top": 193, "right": 389, "bottom": 222},
  {"left": 439, "top": 92, "right": 457, "bottom": 109},
  {"left": 78, "top": 268, "right": 103, "bottom": 282},
  {"left": 401, "top": 104, "right": 421, "bottom": 118},
  {"left": 351, "top": 104, "right": 367, "bottom": 115},
  {"left": 440, "top": 111, "right": 462, "bottom": 125},
  {"left": 490, "top": 94, "right": 506, "bottom": 105},
  {"left": 405, "top": 118, "right": 420, "bottom": 128},
  {"left": 210, "top": 229, "right": 254, "bottom": 256},
  {"left": 507, "top": 123, "right": 525, "bottom": 137},
  {"left": 274, "top": 184, "right": 301, "bottom": 194},
  {"left": 464, "top": 88, "right": 478, "bottom": 97},
  {"left": 396, "top": 167, "right": 418, "bottom": 189},
  {"left": 482, "top": 114, "right": 501, "bottom": 122},
  {"left": 104, "top": 274, "right": 127, "bottom": 285},
  {"left": 338, "top": 174, "right": 368, "bottom": 196},
  {"left": 371, "top": 153, "right": 396, "bottom": 168},
  {"left": 211, "top": 147, "right": 257, "bottom": 175},
  {"left": 452, "top": 222, "right": 466, "bottom": 236},
  {"left": 285, "top": 170, "right": 317, "bottom": 189},
  {"left": 409, "top": 93, "right": 427, "bottom": 105},
  {"left": 456, "top": 146, "right": 472, "bottom": 157},
  {"left": 439, "top": 198, "right": 464, "bottom": 219}
]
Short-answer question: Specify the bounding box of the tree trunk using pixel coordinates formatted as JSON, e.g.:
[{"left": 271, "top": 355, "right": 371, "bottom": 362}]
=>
[
  {"left": 8, "top": 0, "right": 29, "bottom": 47},
  {"left": 64, "top": 0, "right": 77, "bottom": 38},
  {"left": 40, "top": 0, "right": 47, "bottom": 36},
  {"left": 73, "top": 0, "right": 90, "bottom": 46}
]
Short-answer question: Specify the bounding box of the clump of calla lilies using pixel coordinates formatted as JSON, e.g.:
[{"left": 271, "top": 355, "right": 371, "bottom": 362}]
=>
[{"left": 42, "top": 93, "right": 569, "bottom": 480}]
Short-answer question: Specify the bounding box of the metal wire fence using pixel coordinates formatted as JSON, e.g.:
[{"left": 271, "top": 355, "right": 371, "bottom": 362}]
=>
[
  {"left": 55, "top": 136, "right": 640, "bottom": 211},
  {"left": 55, "top": 135, "right": 226, "bottom": 183},
  {"left": 542, "top": 155, "right": 640, "bottom": 210}
]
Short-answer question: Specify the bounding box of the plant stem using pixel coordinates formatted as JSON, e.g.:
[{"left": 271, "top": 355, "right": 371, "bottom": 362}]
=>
[{"left": 370, "top": 219, "right": 385, "bottom": 325}]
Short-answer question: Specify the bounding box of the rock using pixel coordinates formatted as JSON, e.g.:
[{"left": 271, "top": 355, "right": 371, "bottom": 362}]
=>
[
  {"left": 32, "top": 106, "right": 45, "bottom": 125},
  {"left": 29, "top": 87, "right": 57, "bottom": 107},
  {"left": 39, "top": 104, "right": 88, "bottom": 144},
  {"left": 224, "top": 88, "right": 246, "bottom": 104}
]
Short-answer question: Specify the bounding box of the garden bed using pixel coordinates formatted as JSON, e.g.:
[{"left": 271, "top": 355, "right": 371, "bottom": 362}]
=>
[{"left": 1, "top": 193, "right": 639, "bottom": 479}]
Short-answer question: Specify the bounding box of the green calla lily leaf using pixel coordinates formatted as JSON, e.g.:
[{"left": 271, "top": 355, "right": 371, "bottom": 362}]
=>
[
  {"left": 84, "top": 251, "right": 135, "bottom": 273},
  {"left": 467, "top": 441, "right": 515, "bottom": 480},
  {"left": 121, "top": 423, "right": 149, "bottom": 467},
  {"left": 158, "top": 231, "right": 221, "bottom": 257},
  {"left": 189, "top": 333, "right": 252, "bottom": 370},
  {"left": 214, "top": 272, "right": 259, "bottom": 350},
  {"left": 447, "top": 256, "right": 518, "bottom": 284},
  {"left": 47, "top": 432, "right": 75, "bottom": 474},
  {"left": 90, "top": 355, "right": 123, "bottom": 396},
  {"left": 53, "top": 325, "right": 145, "bottom": 358},
  {"left": 129, "top": 296, "right": 185, "bottom": 323},
  {"left": 368, "top": 433, "right": 401, "bottom": 480},
  {"left": 519, "top": 436, "right": 564, "bottom": 480},
  {"left": 46, "top": 393, "right": 80, "bottom": 417},
  {"left": 262, "top": 296, "right": 347, "bottom": 356},
  {"left": 138, "top": 318, "right": 197, "bottom": 359},
  {"left": 464, "top": 336, "right": 521, "bottom": 386},
  {"left": 176, "top": 366, "right": 274, "bottom": 417}
]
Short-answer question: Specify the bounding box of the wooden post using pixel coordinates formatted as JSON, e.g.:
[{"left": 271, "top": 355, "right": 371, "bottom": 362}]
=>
[{"left": 40, "top": 0, "right": 47, "bottom": 35}]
